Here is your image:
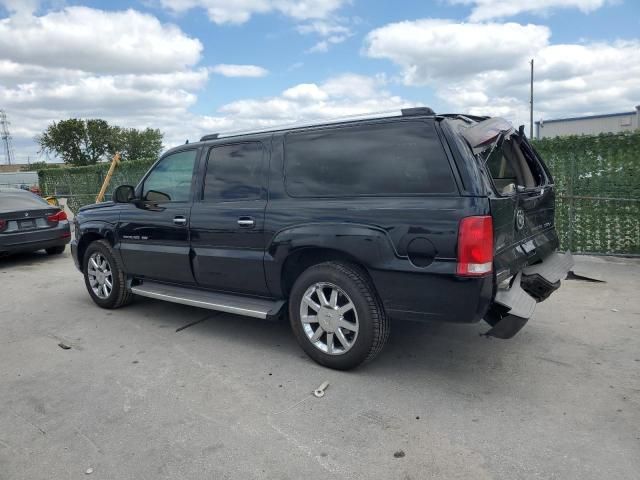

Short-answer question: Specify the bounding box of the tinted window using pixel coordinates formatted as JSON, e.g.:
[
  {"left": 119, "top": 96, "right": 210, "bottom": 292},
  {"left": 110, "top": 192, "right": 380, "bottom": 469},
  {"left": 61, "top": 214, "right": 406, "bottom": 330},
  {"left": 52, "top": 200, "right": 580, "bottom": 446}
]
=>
[
  {"left": 143, "top": 150, "right": 197, "bottom": 202},
  {"left": 285, "top": 121, "right": 456, "bottom": 197},
  {"left": 203, "top": 143, "right": 263, "bottom": 201}
]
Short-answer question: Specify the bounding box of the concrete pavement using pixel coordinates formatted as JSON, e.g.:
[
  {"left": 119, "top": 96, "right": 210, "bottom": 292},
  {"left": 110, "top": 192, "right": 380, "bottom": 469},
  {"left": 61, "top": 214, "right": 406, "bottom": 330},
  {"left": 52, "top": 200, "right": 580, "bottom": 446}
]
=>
[{"left": 1, "top": 251, "right": 638, "bottom": 479}]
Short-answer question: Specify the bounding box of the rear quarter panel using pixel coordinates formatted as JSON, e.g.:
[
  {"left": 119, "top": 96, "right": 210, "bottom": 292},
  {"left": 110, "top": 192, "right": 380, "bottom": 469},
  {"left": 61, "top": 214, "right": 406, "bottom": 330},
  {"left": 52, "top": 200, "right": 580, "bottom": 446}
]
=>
[{"left": 265, "top": 134, "right": 494, "bottom": 323}]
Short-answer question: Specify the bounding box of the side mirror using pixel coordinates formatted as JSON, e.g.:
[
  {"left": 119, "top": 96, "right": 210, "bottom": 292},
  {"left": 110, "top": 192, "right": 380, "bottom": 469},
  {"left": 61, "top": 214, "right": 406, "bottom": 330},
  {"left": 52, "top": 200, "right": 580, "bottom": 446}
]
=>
[{"left": 113, "top": 185, "right": 135, "bottom": 203}]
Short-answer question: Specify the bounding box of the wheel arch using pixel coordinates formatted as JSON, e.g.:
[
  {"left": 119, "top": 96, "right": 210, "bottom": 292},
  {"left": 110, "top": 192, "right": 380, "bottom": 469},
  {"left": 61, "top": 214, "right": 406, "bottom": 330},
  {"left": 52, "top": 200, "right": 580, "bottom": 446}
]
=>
[
  {"left": 280, "top": 247, "right": 368, "bottom": 297},
  {"left": 269, "top": 222, "right": 397, "bottom": 298},
  {"left": 76, "top": 222, "right": 116, "bottom": 271}
]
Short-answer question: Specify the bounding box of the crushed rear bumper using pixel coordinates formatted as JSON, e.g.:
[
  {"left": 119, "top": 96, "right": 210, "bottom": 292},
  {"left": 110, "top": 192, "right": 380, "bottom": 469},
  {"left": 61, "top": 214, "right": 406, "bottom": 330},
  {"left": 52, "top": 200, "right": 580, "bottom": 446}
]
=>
[{"left": 486, "top": 251, "right": 574, "bottom": 339}]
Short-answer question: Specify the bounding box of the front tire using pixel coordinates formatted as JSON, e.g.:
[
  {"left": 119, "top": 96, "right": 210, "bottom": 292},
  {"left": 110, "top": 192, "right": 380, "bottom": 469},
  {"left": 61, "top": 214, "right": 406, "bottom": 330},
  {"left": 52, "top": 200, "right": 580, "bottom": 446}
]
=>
[
  {"left": 289, "top": 261, "right": 389, "bottom": 370},
  {"left": 83, "top": 240, "right": 133, "bottom": 309}
]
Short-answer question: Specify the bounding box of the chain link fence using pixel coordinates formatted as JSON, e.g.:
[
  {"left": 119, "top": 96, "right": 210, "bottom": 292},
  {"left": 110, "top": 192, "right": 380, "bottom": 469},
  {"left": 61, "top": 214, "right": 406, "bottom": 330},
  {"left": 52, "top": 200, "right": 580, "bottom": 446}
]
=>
[{"left": 38, "top": 158, "right": 155, "bottom": 213}]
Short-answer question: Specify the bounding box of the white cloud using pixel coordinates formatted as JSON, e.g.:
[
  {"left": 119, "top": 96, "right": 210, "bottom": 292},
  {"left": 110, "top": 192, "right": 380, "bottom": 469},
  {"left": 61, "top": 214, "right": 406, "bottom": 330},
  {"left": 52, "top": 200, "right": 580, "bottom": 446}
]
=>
[
  {"left": 215, "top": 73, "right": 411, "bottom": 128},
  {"left": 306, "top": 34, "right": 350, "bottom": 53},
  {"left": 298, "top": 19, "right": 353, "bottom": 53},
  {"left": 450, "top": 0, "right": 610, "bottom": 22},
  {"left": 364, "top": 18, "right": 640, "bottom": 130},
  {"left": 0, "top": 4, "right": 411, "bottom": 165},
  {"left": 211, "top": 64, "right": 269, "bottom": 77},
  {"left": 321, "top": 73, "right": 388, "bottom": 99},
  {"left": 0, "top": 6, "right": 209, "bottom": 163},
  {"left": 365, "top": 20, "right": 549, "bottom": 85},
  {"left": 0, "top": 0, "right": 39, "bottom": 16},
  {"left": 296, "top": 19, "right": 351, "bottom": 36},
  {"left": 159, "top": 0, "right": 349, "bottom": 24},
  {"left": 0, "top": 6, "right": 202, "bottom": 74},
  {"left": 282, "top": 83, "right": 329, "bottom": 101}
]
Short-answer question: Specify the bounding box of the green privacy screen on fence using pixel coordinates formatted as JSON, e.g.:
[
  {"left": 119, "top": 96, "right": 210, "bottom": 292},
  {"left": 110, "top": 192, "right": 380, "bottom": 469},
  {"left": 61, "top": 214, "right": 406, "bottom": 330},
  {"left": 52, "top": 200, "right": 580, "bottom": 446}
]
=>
[
  {"left": 38, "top": 157, "right": 156, "bottom": 213},
  {"left": 38, "top": 131, "right": 639, "bottom": 255},
  {"left": 533, "top": 131, "right": 639, "bottom": 255}
]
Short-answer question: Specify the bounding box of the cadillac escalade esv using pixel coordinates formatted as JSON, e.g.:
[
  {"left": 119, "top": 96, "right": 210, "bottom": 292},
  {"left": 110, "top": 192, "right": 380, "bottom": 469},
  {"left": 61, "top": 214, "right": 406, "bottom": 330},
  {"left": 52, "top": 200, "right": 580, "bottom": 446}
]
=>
[{"left": 71, "top": 108, "right": 573, "bottom": 370}]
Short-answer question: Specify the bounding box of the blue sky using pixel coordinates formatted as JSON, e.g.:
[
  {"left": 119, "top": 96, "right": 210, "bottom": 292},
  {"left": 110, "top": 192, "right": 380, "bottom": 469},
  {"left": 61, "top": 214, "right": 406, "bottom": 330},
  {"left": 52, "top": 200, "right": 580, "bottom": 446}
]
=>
[{"left": 0, "top": 0, "right": 638, "bottom": 162}]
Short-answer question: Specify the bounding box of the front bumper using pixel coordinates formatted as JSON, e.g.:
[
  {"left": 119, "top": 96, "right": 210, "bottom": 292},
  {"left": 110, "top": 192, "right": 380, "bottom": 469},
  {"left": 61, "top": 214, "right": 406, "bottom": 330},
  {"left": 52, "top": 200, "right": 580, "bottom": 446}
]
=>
[
  {"left": 70, "top": 239, "right": 81, "bottom": 271},
  {"left": 486, "top": 251, "right": 574, "bottom": 338}
]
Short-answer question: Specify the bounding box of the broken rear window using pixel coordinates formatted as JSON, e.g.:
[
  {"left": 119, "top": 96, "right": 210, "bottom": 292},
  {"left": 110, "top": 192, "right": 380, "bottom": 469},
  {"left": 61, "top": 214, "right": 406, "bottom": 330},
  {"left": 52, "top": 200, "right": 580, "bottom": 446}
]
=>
[{"left": 484, "top": 136, "right": 547, "bottom": 195}]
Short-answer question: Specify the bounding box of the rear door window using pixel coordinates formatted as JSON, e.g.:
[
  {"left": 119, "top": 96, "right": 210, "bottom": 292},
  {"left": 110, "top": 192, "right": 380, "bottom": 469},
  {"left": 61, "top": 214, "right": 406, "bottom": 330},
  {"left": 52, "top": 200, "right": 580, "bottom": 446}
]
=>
[
  {"left": 203, "top": 142, "right": 264, "bottom": 201},
  {"left": 284, "top": 121, "right": 456, "bottom": 197}
]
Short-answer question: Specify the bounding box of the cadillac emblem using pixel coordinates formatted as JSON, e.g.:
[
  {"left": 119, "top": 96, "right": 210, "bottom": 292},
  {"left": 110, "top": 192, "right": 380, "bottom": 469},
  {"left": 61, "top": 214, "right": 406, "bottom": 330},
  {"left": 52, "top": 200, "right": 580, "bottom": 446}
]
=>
[{"left": 515, "top": 209, "right": 525, "bottom": 230}]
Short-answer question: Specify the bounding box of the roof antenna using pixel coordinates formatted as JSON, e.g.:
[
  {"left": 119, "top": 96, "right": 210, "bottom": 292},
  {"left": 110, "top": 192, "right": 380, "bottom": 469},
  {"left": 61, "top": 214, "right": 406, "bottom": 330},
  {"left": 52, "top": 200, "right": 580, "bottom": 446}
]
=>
[{"left": 185, "top": 139, "right": 189, "bottom": 144}]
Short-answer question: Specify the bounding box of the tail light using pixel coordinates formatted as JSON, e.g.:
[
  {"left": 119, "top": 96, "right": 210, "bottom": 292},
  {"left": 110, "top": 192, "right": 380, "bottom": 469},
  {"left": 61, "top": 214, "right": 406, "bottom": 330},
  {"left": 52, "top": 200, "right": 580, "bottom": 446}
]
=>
[
  {"left": 0, "top": 219, "right": 6, "bottom": 232},
  {"left": 457, "top": 216, "right": 493, "bottom": 276},
  {"left": 47, "top": 210, "right": 68, "bottom": 223}
]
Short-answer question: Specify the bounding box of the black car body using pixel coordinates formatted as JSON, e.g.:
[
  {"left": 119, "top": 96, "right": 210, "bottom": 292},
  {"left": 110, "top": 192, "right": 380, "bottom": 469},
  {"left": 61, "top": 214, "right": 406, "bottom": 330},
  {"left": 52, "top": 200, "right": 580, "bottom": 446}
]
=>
[
  {"left": 71, "top": 109, "right": 572, "bottom": 369},
  {"left": 0, "top": 188, "right": 70, "bottom": 256}
]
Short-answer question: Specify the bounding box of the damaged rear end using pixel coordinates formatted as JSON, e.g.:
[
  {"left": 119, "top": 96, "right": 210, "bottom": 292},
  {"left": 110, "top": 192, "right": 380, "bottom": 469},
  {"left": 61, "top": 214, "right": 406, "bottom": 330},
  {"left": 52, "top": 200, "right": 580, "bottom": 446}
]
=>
[{"left": 449, "top": 116, "right": 573, "bottom": 338}]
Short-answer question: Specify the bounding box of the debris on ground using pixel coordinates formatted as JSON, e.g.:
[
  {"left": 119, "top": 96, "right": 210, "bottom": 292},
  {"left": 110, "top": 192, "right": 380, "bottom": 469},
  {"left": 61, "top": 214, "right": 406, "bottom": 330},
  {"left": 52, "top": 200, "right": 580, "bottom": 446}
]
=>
[
  {"left": 313, "top": 381, "right": 329, "bottom": 398},
  {"left": 394, "top": 450, "right": 405, "bottom": 458},
  {"left": 85, "top": 468, "right": 93, "bottom": 475},
  {"left": 58, "top": 342, "right": 71, "bottom": 350},
  {"left": 566, "top": 271, "right": 606, "bottom": 283}
]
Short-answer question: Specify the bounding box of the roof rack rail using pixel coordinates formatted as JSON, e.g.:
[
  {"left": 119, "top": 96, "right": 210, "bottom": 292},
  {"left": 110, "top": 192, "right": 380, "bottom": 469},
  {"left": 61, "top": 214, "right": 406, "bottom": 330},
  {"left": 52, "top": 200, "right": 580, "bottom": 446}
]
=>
[
  {"left": 200, "top": 133, "right": 219, "bottom": 141},
  {"left": 197, "top": 107, "right": 436, "bottom": 142},
  {"left": 402, "top": 107, "right": 435, "bottom": 116}
]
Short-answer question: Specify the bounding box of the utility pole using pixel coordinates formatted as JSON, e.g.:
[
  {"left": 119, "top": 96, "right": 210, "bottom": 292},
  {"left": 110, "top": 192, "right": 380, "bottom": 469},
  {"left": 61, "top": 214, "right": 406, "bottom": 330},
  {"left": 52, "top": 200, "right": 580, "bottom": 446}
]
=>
[
  {"left": 0, "top": 110, "right": 16, "bottom": 165},
  {"left": 529, "top": 59, "right": 534, "bottom": 139}
]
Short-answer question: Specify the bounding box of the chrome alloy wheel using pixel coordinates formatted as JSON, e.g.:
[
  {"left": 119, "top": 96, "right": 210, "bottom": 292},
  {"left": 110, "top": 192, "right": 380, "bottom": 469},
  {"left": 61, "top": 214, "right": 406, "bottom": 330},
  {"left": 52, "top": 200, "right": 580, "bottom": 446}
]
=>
[
  {"left": 299, "top": 282, "right": 359, "bottom": 355},
  {"left": 87, "top": 252, "right": 113, "bottom": 299}
]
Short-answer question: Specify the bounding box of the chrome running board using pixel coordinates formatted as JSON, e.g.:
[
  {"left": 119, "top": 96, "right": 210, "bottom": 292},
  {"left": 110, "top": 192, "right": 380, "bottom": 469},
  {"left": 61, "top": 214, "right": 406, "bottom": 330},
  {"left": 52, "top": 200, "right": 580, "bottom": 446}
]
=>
[{"left": 131, "top": 281, "right": 285, "bottom": 320}]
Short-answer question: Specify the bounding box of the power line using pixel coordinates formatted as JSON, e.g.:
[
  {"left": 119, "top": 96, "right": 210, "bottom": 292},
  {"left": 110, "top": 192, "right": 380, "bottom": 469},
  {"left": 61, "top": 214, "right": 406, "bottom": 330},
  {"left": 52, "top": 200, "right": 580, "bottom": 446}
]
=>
[{"left": 0, "top": 110, "right": 16, "bottom": 165}]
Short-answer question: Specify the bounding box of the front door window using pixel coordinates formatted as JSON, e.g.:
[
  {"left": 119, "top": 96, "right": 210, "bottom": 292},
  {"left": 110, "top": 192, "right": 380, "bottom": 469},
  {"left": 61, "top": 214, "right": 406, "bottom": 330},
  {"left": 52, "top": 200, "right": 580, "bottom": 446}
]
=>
[{"left": 143, "top": 150, "right": 198, "bottom": 202}]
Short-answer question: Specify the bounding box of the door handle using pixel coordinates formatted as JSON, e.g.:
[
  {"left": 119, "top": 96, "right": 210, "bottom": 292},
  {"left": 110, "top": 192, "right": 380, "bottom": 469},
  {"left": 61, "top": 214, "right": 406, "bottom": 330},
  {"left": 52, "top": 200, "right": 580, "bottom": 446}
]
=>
[
  {"left": 173, "top": 216, "right": 187, "bottom": 226},
  {"left": 237, "top": 217, "right": 255, "bottom": 228}
]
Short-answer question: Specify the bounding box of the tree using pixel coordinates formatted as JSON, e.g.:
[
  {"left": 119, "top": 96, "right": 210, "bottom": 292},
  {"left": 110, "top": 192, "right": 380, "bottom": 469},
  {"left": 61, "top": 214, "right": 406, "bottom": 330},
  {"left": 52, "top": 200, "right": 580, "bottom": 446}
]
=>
[
  {"left": 116, "top": 128, "right": 163, "bottom": 161},
  {"left": 36, "top": 119, "right": 164, "bottom": 166},
  {"left": 36, "top": 119, "right": 118, "bottom": 166}
]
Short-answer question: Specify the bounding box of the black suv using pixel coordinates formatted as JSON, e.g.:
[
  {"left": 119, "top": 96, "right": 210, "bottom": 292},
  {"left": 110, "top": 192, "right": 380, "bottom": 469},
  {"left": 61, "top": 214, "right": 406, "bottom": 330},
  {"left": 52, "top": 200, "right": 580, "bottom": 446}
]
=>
[{"left": 71, "top": 108, "right": 572, "bottom": 369}]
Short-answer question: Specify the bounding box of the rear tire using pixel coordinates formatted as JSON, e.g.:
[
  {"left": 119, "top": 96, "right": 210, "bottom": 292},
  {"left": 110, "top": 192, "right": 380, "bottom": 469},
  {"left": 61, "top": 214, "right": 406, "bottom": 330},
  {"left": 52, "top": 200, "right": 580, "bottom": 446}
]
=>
[
  {"left": 289, "top": 261, "right": 389, "bottom": 370},
  {"left": 83, "top": 239, "right": 133, "bottom": 309},
  {"left": 46, "top": 245, "right": 65, "bottom": 255}
]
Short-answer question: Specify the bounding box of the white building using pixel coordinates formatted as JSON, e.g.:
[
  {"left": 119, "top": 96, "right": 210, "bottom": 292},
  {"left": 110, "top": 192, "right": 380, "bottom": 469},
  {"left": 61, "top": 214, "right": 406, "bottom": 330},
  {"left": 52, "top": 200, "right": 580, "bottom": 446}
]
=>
[
  {"left": 535, "top": 106, "right": 640, "bottom": 139},
  {"left": 0, "top": 171, "right": 38, "bottom": 188}
]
